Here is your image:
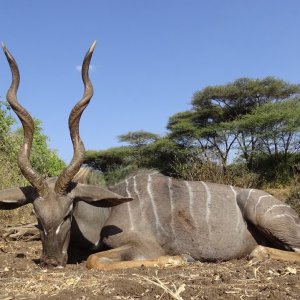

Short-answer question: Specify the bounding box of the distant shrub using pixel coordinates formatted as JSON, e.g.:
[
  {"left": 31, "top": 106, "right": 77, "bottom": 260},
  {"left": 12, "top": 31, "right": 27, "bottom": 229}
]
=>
[
  {"left": 104, "top": 164, "right": 139, "bottom": 186},
  {"left": 287, "top": 182, "right": 300, "bottom": 216},
  {"left": 250, "top": 153, "right": 300, "bottom": 187},
  {"left": 171, "top": 150, "right": 259, "bottom": 188}
]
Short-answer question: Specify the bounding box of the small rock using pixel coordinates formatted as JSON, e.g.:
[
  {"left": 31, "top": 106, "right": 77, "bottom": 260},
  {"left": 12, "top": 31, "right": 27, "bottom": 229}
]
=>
[{"left": 16, "top": 253, "right": 26, "bottom": 258}]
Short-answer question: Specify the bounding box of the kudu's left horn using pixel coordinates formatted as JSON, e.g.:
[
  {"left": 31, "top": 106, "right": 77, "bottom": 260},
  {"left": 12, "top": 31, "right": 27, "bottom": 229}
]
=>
[
  {"left": 54, "top": 41, "right": 96, "bottom": 195},
  {"left": 2, "top": 43, "right": 49, "bottom": 197}
]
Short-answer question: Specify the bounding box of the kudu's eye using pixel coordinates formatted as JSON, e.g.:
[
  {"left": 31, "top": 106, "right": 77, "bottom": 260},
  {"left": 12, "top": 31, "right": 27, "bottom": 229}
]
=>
[
  {"left": 35, "top": 222, "right": 42, "bottom": 230},
  {"left": 36, "top": 219, "right": 48, "bottom": 236}
]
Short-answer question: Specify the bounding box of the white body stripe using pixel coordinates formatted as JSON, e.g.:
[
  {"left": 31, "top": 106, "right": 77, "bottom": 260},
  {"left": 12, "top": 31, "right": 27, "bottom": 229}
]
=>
[
  {"left": 230, "top": 185, "right": 237, "bottom": 200},
  {"left": 168, "top": 177, "right": 177, "bottom": 244},
  {"left": 125, "top": 179, "right": 135, "bottom": 231},
  {"left": 254, "top": 195, "right": 271, "bottom": 218},
  {"left": 264, "top": 204, "right": 297, "bottom": 217},
  {"left": 230, "top": 185, "right": 242, "bottom": 232},
  {"left": 184, "top": 181, "right": 196, "bottom": 226},
  {"left": 133, "top": 176, "right": 143, "bottom": 214},
  {"left": 147, "top": 175, "right": 167, "bottom": 235},
  {"left": 243, "top": 189, "right": 255, "bottom": 213},
  {"left": 271, "top": 214, "right": 300, "bottom": 227},
  {"left": 201, "top": 181, "right": 212, "bottom": 241}
]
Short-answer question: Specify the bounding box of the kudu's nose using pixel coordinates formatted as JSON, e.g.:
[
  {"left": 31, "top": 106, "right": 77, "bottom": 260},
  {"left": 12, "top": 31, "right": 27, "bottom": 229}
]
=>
[{"left": 41, "top": 256, "right": 62, "bottom": 268}]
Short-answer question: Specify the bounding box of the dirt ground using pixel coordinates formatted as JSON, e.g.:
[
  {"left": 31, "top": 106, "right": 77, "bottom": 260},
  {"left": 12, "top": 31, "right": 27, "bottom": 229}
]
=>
[{"left": 0, "top": 234, "right": 299, "bottom": 300}]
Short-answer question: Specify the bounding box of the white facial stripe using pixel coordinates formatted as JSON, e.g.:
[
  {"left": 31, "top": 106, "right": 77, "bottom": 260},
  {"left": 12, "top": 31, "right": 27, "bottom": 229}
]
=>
[
  {"left": 55, "top": 222, "right": 62, "bottom": 235},
  {"left": 66, "top": 204, "right": 73, "bottom": 216}
]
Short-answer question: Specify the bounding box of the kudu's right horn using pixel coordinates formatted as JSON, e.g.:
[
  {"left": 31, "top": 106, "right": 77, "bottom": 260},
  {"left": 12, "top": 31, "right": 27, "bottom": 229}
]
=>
[{"left": 54, "top": 41, "right": 96, "bottom": 195}]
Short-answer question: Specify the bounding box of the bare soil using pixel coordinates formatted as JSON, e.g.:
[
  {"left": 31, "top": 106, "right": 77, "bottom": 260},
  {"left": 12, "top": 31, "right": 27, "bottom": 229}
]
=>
[{"left": 0, "top": 236, "right": 299, "bottom": 300}]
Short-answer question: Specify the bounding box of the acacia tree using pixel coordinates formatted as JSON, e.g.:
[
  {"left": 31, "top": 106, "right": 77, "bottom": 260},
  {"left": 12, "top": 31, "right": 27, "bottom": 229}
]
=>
[
  {"left": 233, "top": 100, "right": 300, "bottom": 158},
  {"left": 168, "top": 77, "right": 300, "bottom": 171},
  {"left": 118, "top": 130, "right": 159, "bottom": 167}
]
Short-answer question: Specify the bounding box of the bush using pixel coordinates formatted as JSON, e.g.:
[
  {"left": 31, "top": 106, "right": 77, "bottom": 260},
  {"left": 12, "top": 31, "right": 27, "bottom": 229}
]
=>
[
  {"left": 171, "top": 150, "right": 259, "bottom": 188},
  {"left": 103, "top": 164, "right": 139, "bottom": 186},
  {"left": 84, "top": 147, "right": 134, "bottom": 173},
  {"left": 287, "top": 181, "right": 300, "bottom": 216},
  {"left": 250, "top": 153, "right": 300, "bottom": 187}
]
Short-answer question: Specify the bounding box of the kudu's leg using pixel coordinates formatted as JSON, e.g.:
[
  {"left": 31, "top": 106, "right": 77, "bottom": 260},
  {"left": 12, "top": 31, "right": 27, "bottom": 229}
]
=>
[
  {"left": 86, "top": 246, "right": 189, "bottom": 270},
  {"left": 250, "top": 245, "right": 300, "bottom": 262},
  {"left": 238, "top": 189, "right": 300, "bottom": 260}
]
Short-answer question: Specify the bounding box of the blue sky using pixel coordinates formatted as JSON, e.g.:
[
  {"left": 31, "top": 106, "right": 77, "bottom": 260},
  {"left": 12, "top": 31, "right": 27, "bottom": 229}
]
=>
[{"left": 1, "top": 1, "right": 300, "bottom": 162}]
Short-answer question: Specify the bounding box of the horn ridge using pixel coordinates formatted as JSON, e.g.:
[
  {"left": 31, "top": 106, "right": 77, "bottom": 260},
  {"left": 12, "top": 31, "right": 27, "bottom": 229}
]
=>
[
  {"left": 2, "top": 44, "right": 49, "bottom": 197},
  {"left": 55, "top": 41, "right": 96, "bottom": 195}
]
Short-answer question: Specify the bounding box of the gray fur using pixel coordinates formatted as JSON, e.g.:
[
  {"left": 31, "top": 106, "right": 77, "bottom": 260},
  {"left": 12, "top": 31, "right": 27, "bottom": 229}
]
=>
[
  {"left": 73, "top": 171, "right": 300, "bottom": 262},
  {"left": 1, "top": 170, "right": 300, "bottom": 265}
]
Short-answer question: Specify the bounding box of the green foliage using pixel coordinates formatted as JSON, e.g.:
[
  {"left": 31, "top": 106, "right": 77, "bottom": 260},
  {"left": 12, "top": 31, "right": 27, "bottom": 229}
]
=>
[
  {"left": 142, "top": 137, "right": 184, "bottom": 175},
  {"left": 104, "top": 164, "right": 139, "bottom": 186},
  {"left": 0, "top": 102, "right": 26, "bottom": 189},
  {"left": 0, "top": 101, "right": 16, "bottom": 156},
  {"left": 0, "top": 103, "right": 65, "bottom": 189},
  {"left": 249, "top": 153, "right": 300, "bottom": 187},
  {"left": 84, "top": 147, "right": 135, "bottom": 173},
  {"left": 168, "top": 77, "right": 300, "bottom": 172},
  {"left": 0, "top": 101, "right": 14, "bottom": 139},
  {"left": 84, "top": 135, "right": 187, "bottom": 184},
  {"left": 192, "top": 77, "right": 300, "bottom": 118},
  {"left": 287, "top": 181, "right": 300, "bottom": 215},
  {"left": 118, "top": 130, "right": 159, "bottom": 148},
  {"left": 171, "top": 149, "right": 259, "bottom": 188},
  {"left": 14, "top": 119, "right": 65, "bottom": 177},
  {"left": 84, "top": 147, "right": 141, "bottom": 185},
  {"left": 118, "top": 130, "right": 160, "bottom": 167}
]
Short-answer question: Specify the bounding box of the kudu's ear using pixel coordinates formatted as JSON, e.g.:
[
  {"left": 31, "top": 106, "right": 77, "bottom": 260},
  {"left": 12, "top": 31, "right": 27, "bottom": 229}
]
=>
[
  {"left": 70, "top": 183, "right": 133, "bottom": 207},
  {"left": 0, "top": 186, "right": 37, "bottom": 209}
]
